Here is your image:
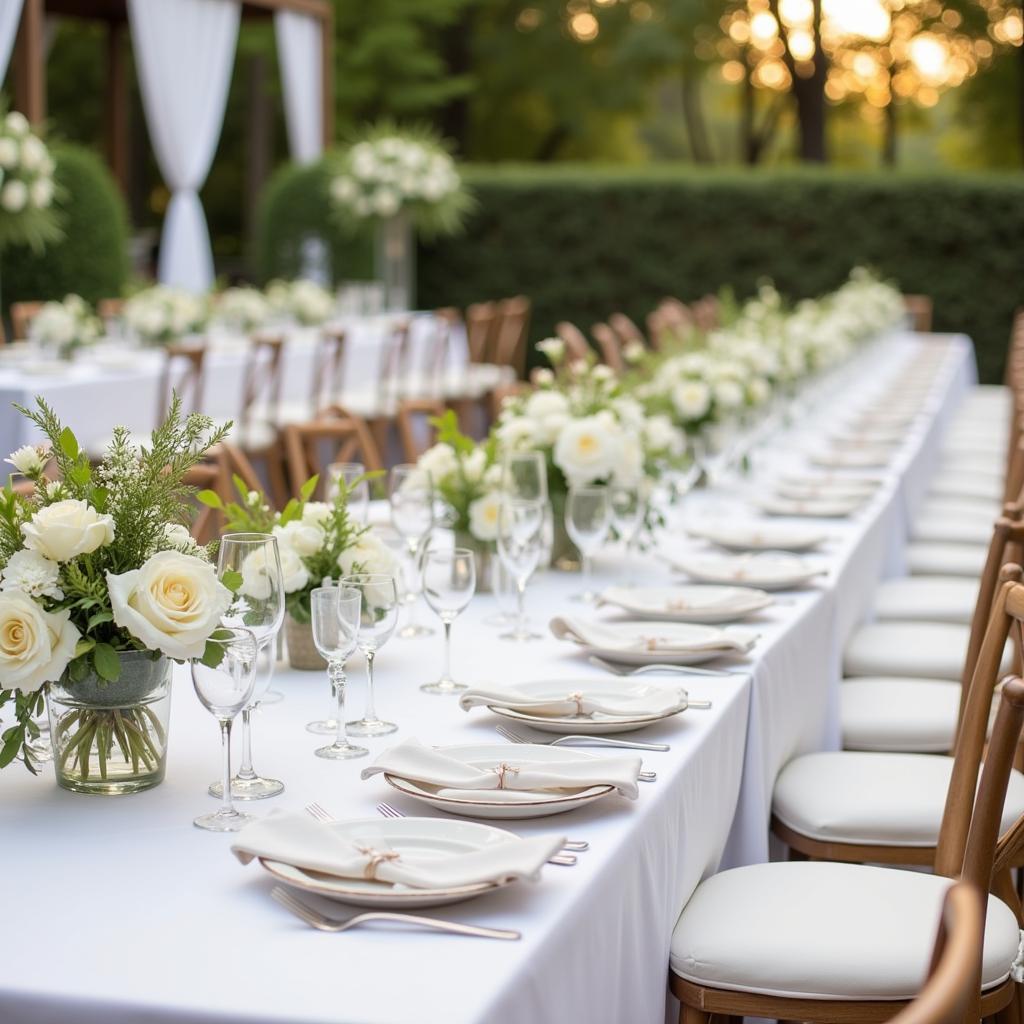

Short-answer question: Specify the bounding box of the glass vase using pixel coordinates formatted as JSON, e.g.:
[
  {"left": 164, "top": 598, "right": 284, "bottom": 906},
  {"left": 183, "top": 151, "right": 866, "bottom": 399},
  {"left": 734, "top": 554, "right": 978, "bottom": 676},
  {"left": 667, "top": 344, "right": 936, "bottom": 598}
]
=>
[
  {"left": 47, "top": 652, "right": 172, "bottom": 796},
  {"left": 454, "top": 531, "right": 495, "bottom": 593},
  {"left": 548, "top": 490, "right": 581, "bottom": 571},
  {"left": 374, "top": 210, "right": 415, "bottom": 312}
]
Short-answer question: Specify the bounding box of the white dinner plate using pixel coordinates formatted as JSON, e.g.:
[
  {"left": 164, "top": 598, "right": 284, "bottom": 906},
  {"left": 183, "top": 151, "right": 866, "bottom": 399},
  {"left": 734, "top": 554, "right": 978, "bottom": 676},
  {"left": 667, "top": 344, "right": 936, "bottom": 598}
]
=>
[
  {"left": 258, "top": 817, "right": 520, "bottom": 907},
  {"left": 553, "top": 619, "right": 757, "bottom": 665},
  {"left": 687, "top": 521, "right": 826, "bottom": 553},
  {"left": 19, "top": 359, "right": 71, "bottom": 377},
  {"left": 756, "top": 496, "right": 865, "bottom": 518},
  {"left": 384, "top": 744, "right": 619, "bottom": 819},
  {"left": 810, "top": 448, "right": 892, "bottom": 469},
  {"left": 669, "top": 551, "right": 824, "bottom": 590},
  {"left": 598, "top": 584, "right": 773, "bottom": 623},
  {"left": 775, "top": 479, "right": 879, "bottom": 502},
  {"left": 485, "top": 677, "right": 691, "bottom": 735}
]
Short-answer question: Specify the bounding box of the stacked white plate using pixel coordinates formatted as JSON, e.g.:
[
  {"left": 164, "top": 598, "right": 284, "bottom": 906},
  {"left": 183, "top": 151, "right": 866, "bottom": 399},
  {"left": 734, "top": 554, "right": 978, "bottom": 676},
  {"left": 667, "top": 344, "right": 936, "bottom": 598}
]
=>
[
  {"left": 810, "top": 448, "right": 892, "bottom": 469},
  {"left": 669, "top": 551, "right": 823, "bottom": 590},
  {"left": 687, "top": 521, "right": 826, "bottom": 553},
  {"left": 598, "top": 584, "right": 772, "bottom": 622},
  {"left": 756, "top": 495, "right": 865, "bottom": 518},
  {"left": 775, "top": 475, "right": 880, "bottom": 502}
]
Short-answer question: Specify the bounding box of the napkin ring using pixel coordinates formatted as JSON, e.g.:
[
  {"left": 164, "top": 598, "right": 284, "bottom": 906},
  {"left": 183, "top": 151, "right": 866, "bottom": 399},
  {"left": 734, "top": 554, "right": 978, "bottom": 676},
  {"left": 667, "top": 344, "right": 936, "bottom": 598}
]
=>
[
  {"left": 566, "top": 691, "right": 585, "bottom": 716},
  {"left": 492, "top": 762, "right": 521, "bottom": 789},
  {"left": 356, "top": 844, "right": 401, "bottom": 880}
]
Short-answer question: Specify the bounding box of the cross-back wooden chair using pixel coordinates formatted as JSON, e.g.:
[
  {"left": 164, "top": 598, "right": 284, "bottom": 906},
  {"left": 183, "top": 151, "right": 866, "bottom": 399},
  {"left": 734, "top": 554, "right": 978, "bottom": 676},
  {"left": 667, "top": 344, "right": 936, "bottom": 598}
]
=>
[
  {"left": 555, "top": 321, "right": 592, "bottom": 363},
  {"left": 691, "top": 293, "right": 719, "bottom": 332},
  {"left": 466, "top": 301, "right": 498, "bottom": 364},
  {"left": 10, "top": 300, "right": 45, "bottom": 340},
  {"left": 234, "top": 333, "right": 288, "bottom": 507},
  {"left": 608, "top": 312, "right": 645, "bottom": 348},
  {"left": 310, "top": 327, "right": 347, "bottom": 417},
  {"left": 591, "top": 321, "right": 624, "bottom": 373},
  {"left": 396, "top": 398, "right": 447, "bottom": 463},
  {"left": 157, "top": 343, "right": 206, "bottom": 424},
  {"left": 184, "top": 442, "right": 262, "bottom": 544},
  {"left": 282, "top": 407, "right": 382, "bottom": 499},
  {"left": 905, "top": 294, "right": 934, "bottom": 333},
  {"left": 493, "top": 296, "right": 531, "bottom": 379}
]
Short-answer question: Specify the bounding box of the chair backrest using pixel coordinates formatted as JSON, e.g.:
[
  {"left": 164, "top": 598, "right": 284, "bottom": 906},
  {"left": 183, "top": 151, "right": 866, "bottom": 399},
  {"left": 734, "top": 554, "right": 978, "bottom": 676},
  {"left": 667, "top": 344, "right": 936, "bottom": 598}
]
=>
[
  {"left": 904, "top": 294, "right": 934, "bottom": 333},
  {"left": 310, "top": 327, "right": 347, "bottom": 416},
  {"left": 182, "top": 442, "right": 263, "bottom": 543},
  {"left": 466, "top": 301, "right": 499, "bottom": 364},
  {"left": 396, "top": 398, "right": 447, "bottom": 463},
  {"left": 609, "top": 312, "right": 645, "bottom": 347},
  {"left": 11, "top": 300, "right": 45, "bottom": 340},
  {"left": 493, "top": 296, "right": 531, "bottom": 379},
  {"left": 555, "top": 321, "right": 592, "bottom": 363},
  {"left": 887, "top": 882, "right": 985, "bottom": 1024},
  {"left": 692, "top": 294, "right": 720, "bottom": 332},
  {"left": 282, "top": 408, "right": 382, "bottom": 498},
  {"left": 378, "top": 319, "right": 413, "bottom": 410},
  {"left": 591, "top": 322, "right": 624, "bottom": 373},
  {"left": 157, "top": 343, "right": 206, "bottom": 425},
  {"left": 97, "top": 298, "right": 125, "bottom": 321},
  {"left": 239, "top": 333, "right": 285, "bottom": 428}
]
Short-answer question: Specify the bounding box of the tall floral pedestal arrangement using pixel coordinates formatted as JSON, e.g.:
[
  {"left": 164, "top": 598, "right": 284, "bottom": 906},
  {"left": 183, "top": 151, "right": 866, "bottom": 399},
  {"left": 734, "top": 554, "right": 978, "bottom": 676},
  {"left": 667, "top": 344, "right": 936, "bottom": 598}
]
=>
[
  {"left": 0, "top": 398, "right": 232, "bottom": 792},
  {"left": 375, "top": 211, "right": 415, "bottom": 314}
]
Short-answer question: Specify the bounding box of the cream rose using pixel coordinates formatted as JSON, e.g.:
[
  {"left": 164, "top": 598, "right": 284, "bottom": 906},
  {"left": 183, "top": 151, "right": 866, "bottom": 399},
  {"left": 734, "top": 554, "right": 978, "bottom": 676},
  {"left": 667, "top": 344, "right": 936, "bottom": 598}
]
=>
[
  {"left": 0, "top": 592, "right": 80, "bottom": 693},
  {"left": 337, "top": 530, "right": 397, "bottom": 580},
  {"left": 468, "top": 491, "right": 502, "bottom": 542},
  {"left": 671, "top": 381, "right": 712, "bottom": 422},
  {"left": 240, "top": 541, "right": 309, "bottom": 598},
  {"left": 553, "top": 416, "right": 623, "bottom": 485},
  {"left": 273, "top": 519, "right": 325, "bottom": 558},
  {"left": 107, "top": 551, "right": 232, "bottom": 660},
  {"left": 22, "top": 499, "right": 115, "bottom": 563}
]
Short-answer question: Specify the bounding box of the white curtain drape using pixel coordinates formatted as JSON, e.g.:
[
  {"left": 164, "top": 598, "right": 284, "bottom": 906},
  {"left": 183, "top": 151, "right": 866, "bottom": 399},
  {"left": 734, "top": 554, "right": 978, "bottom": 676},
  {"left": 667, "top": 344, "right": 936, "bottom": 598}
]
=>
[
  {"left": 128, "top": 0, "right": 240, "bottom": 292},
  {"left": 274, "top": 9, "right": 323, "bottom": 164},
  {"left": 0, "top": 0, "right": 25, "bottom": 83}
]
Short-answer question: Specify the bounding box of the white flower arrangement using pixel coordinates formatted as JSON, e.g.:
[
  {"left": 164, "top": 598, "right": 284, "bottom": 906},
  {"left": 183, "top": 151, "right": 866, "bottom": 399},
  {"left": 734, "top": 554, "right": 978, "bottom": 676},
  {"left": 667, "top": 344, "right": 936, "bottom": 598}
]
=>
[
  {"left": 123, "top": 285, "right": 208, "bottom": 345},
  {"left": 215, "top": 286, "right": 270, "bottom": 332},
  {"left": 28, "top": 294, "right": 101, "bottom": 359},
  {"left": 265, "top": 278, "right": 334, "bottom": 327},
  {"left": 0, "top": 109, "right": 60, "bottom": 252}
]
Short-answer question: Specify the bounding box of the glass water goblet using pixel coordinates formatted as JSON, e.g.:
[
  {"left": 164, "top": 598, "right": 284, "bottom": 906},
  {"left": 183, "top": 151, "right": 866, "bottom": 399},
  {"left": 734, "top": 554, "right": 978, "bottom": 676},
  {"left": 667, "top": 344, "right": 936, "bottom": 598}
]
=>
[
  {"left": 565, "top": 485, "right": 611, "bottom": 603},
  {"left": 389, "top": 464, "right": 435, "bottom": 639},
  {"left": 503, "top": 450, "right": 548, "bottom": 503},
  {"left": 610, "top": 483, "right": 645, "bottom": 584},
  {"left": 421, "top": 548, "right": 476, "bottom": 694},
  {"left": 211, "top": 533, "right": 286, "bottom": 800},
  {"left": 310, "top": 586, "right": 368, "bottom": 759},
  {"left": 342, "top": 573, "right": 400, "bottom": 736},
  {"left": 328, "top": 461, "right": 369, "bottom": 523},
  {"left": 496, "top": 499, "right": 545, "bottom": 642},
  {"left": 191, "top": 628, "right": 260, "bottom": 832}
]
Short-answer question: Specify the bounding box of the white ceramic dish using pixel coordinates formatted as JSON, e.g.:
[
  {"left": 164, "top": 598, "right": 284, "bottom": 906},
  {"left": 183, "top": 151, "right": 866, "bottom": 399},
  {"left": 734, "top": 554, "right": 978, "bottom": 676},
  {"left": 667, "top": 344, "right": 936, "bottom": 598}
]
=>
[
  {"left": 670, "top": 551, "right": 824, "bottom": 591},
  {"left": 554, "top": 619, "right": 757, "bottom": 665},
  {"left": 598, "top": 584, "right": 773, "bottom": 623},
  {"left": 810, "top": 448, "right": 891, "bottom": 470},
  {"left": 687, "top": 521, "right": 826, "bottom": 553},
  {"left": 756, "top": 496, "right": 865, "bottom": 518}
]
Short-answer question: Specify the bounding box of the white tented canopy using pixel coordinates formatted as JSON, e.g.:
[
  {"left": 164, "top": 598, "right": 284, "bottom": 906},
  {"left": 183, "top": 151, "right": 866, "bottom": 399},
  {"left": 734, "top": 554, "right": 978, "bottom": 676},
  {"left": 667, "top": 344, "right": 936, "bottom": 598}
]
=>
[
  {"left": 0, "top": 0, "right": 24, "bottom": 82},
  {"left": 274, "top": 8, "right": 323, "bottom": 165}
]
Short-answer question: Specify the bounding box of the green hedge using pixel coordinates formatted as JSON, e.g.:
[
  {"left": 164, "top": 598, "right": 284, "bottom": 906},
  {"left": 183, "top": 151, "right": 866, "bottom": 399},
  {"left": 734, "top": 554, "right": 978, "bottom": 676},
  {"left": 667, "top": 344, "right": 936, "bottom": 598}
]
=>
[
  {"left": 257, "top": 162, "right": 1024, "bottom": 383},
  {"left": 2, "top": 143, "right": 129, "bottom": 314}
]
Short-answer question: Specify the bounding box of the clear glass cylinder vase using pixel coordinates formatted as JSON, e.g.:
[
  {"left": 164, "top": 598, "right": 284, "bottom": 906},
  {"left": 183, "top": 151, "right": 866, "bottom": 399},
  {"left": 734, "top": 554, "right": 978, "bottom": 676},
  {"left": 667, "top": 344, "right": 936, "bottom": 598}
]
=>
[
  {"left": 374, "top": 210, "right": 415, "bottom": 313},
  {"left": 47, "top": 652, "right": 172, "bottom": 796}
]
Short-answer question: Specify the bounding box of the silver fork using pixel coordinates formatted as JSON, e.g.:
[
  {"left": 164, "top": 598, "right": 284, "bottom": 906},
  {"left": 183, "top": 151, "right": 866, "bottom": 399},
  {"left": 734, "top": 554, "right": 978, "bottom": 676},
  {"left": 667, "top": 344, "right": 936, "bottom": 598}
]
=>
[
  {"left": 371, "top": 801, "right": 578, "bottom": 864},
  {"left": 493, "top": 728, "right": 658, "bottom": 781},
  {"left": 495, "top": 723, "right": 670, "bottom": 753},
  {"left": 271, "top": 886, "right": 521, "bottom": 941},
  {"left": 375, "top": 802, "right": 588, "bottom": 852}
]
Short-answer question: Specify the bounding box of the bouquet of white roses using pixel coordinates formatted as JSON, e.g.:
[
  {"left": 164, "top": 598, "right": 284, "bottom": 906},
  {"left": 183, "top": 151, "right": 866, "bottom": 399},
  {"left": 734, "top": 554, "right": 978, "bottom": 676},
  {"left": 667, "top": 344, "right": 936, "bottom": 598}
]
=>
[
  {"left": 0, "top": 397, "right": 231, "bottom": 775},
  {"left": 0, "top": 110, "right": 60, "bottom": 252},
  {"left": 265, "top": 278, "right": 334, "bottom": 327},
  {"left": 329, "top": 124, "right": 473, "bottom": 237},
  {"left": 27, "top": 294, "right": 101, "bottom": 359},
  {"left": 215, "top": 286, "right": 270, "bottom": 332},
  {"left": 123, "top": 285, "right": 208, "bottom": 345}
]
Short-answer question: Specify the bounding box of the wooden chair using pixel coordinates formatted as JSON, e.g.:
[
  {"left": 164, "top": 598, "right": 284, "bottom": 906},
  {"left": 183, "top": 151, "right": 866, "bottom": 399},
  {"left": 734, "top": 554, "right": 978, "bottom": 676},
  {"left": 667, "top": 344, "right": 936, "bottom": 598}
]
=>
[
  {"left": 310, "top": 327, "right": 347, "bottom": 417},
  {"left": 905, "top": 294, "right": 934, "bottom": 333},
  {"left": 184, "top": 442, "right": 262, "bottom": 544},
  {"left": 282, "top": 407, "right": 382, "bottom": 499},
  {"left": 466, "top": 301, "right": 498, "bottom": 364},
  {"left": 234, "top": 333, "right": 289, "bottom": 506},
  {"left": 396, "top": 398, "right": 446, "bottom": 463},
  {"left": 10, "top": 300, "right": 45, "bottom": 340},
  {"left": 97, "top": 298, "right": 125, "bottom": 322},
  {"left": 156, "top": 343, "right": 206, "bottom": 424},
  {"left": 591, "top": 322, "right": 624, "bottom": 373},
  {"left": 608, "top": 312, "right": 646, "bottom": 348},
  {"left": 493, "top": 296, "right": 531, "bottom": 379},
  {"left": 555, "top": 321, "right": 592, "bottom": 363},
  {"left": 691, "top": 293, "right": 720, "bottom": 332}
]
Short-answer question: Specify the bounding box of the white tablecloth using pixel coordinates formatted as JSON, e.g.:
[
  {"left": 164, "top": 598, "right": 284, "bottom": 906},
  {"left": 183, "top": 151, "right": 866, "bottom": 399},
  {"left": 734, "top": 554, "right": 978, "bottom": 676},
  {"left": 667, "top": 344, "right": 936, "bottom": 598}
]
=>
[{"left": 0, "top": 332, "right": 974, "bottom": 1024}]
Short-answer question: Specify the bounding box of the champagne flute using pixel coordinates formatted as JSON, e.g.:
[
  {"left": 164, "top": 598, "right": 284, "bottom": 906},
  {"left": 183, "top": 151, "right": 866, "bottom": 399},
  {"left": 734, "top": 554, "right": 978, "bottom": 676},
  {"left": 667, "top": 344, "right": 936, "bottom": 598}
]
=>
[
  {"left": 341, "top": 573, "right": 400, "bottom": 736},
  {"left": 328, "top": 461, "right": 369, "bottom": 523},
  {"left": 565, "top": 485, "right": 611, "bottom": 603},
  {"left": 610, "top": 482, "right": 645, "bottom": 584},
  {"left": 421, "top": 548, "right": 476, "bottom": 694},
  {"left": 211, "top": 533, "right": 286, "bottom": 800},
  {"left": 310, "top": 586, "right": 367, "bottom": 759},
  {"left": 191, "top": 628, "right": 259, "bottom": 832},
  {"left": 389, "top": 464, "right": 435, "bottom": 639},
  {"left": 503, "top": 450, "right": 548, "bottom": 503},
  {"left": 496, "top": 498, "right": 544, "bottom": 642}
]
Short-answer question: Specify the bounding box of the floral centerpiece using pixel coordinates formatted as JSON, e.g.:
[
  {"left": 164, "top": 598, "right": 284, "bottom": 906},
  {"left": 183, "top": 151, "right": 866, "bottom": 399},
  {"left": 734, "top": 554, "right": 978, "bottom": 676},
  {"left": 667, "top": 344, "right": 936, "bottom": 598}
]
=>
[
  {"left": 215, "top": 286, "right": 270, "bottom": 333},
  {"left": 198, "top": 475, "right": 396, "bottom": 669},
  {"left": 329, "top": 123, "right": 473, "bottom": 311},
  {"left": 0, "top": 397, "right": 231, "bottom": 793},
  {"left": 123, "top": 285, "right": 208, "bottom": 345},
  {"left": 265, "top": 278, "right": 334, "bottom": 327},
  {"left": 27, "top": 294, "right": 101, "bottom": 359},
  {"left": 0, "top": 110, "right": 60, "bottom": 253}
]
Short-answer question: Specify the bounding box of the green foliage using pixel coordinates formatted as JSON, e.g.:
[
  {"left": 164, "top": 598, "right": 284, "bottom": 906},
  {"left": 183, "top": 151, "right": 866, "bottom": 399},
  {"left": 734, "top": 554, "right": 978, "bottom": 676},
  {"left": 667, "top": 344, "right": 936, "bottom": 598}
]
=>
[{"left": 1, "top": 143, "right": 129, "bottom": 315}]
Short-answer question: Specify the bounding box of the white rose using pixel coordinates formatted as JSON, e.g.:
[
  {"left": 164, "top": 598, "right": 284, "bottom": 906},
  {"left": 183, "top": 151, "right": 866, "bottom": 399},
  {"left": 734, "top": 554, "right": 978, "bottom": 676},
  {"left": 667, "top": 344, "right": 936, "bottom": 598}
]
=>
[
  {"left": 536, "top": 411, "right": 570, "bottom": 446},
  {"left": 533, "top": 368, "right": 554, "bottom": 386},
  {"left": 671, "top": 381, "right": 712, "bottom": 421},
  {"left": 592, "top": 364, "right": 615, "bottom": 385},
  {"left": 462, "top": 448, "right": 487, "bottom": 482},
  {"left": 0, "top": 550, "right": 63, "bottom": 600},
  {"left": 1, "top": 179, "right": 27, "bottom": 213},
  {"left": 0, "top": 592, "right": 79, "bottom": 693},
  {"left": 19, "top": 135, "right": 45, "bottom": 171},
  {"left": 29, "top": 177, "right": 52, "bottom": 209},
  {"left": 302, "top": 502, "right": 332, "bottom": 527},
  {"left": 418, "top": 443, "right": 459, "bottom": 484},
  {"left": 278, "top": 544, "right": 310, "bottom": 594},
  {"left": 536, "top": 338, "right": 565, "bottom": 364},
  {"left": 5, "top": 444, "right": 45, "bottom": 476},
  {"left": 331, "top": 176, "right": 358, "bottom": 203},
  {"left": 107, "top": 551, "right": 232, "bottom": 660},
  {"left": 623, "top": 340, "right": 646, "bottom": 364},
  {"left": 372, "top": 187, "right": 400, "bottom": 217},
  {"left": 748, "top": 377, "right": 771, "bottom": 405},
  {"left": 714, "top": 379, "right": 745, "bottom": 410},
  {"left": 644, "top": 414, "right": 682, "bottom": 455},
  {"left": 0, "top": 137, "right": 17, "bottom": 168},
  {"left": 524, "top": 390, "right": 569, "bottom": 421},
  {"left": 273, "top": 519, "right": 325, "bottom": 558},
  {"left": 22, "top": 499, "right": 114, "bottom": 563},
  {"left": 162, "top": 523, "right": 197, "bottom": 552},
  {"left": 337, "top": 529, "right": 397, "bottom": 581},
  {"left": 553, "top": 416, "right": 623, "bottom": 485},
  {"left": 5, "top": 112, "right": 29, "bottom": 137},
  {"left": 613, "top": 434, "right": 645, "bottom": 487},
  {"left": 468, "top": 491, "right": 502, "bottom": 542},
  {"left": 497, "top": 416, "right": 539, "bottom": 451}
]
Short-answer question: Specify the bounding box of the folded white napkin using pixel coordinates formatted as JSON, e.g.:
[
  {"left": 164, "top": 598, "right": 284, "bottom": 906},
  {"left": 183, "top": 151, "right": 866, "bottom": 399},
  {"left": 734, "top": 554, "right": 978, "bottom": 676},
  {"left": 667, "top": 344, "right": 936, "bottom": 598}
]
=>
[
  {"left": 550, "top": 616, "right": 749, "bottom": 653},
  {"left": 459, "top": 682, "right": 685, "bottom": 719},
  {"left": 361, "top": 737, "right": 641, "bottom": 800},
  {"left": 599, "top": 586, "right": 739, "bottom": 613},
  {"left": 232, "top": 811, "right": 564, "bottom": 889}
]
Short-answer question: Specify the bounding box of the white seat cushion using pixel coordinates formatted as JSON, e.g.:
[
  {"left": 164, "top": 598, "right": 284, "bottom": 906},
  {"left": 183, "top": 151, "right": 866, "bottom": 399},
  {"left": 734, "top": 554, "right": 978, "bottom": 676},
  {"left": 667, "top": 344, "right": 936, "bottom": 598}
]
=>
[
  {"left": 844, "top": 621, "right": 974, "bottom": 680},
  {"left": 773, "top": 751, "right": 1024, "bottom": 847},
  {"left": 670, "top": 861, "right": 1018, "bottom": 999},
  {"left": 840, "top": 678, "right": 960, "bottom": 753},
  {"left": 912, "top": 512, "right": 993, "bottom": 545},
  {"left": 907, "top": 542, "right": 988, "bottom": 578},
  {"left": 873, "top": 577, "right": 978, "bottom": 625},
  {"left": 929, "top": 470, "right": 1003, "bottom": 503},
  {"left": 919, "top": 495, "right": 1000, "bottom": 522}
]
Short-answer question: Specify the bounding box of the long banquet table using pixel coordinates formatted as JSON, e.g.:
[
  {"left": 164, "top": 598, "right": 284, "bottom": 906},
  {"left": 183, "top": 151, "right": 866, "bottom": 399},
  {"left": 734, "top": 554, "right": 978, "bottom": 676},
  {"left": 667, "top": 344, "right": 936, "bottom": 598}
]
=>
[{"left": 0, "top": 331, "right": 975, "bottom": 1024}]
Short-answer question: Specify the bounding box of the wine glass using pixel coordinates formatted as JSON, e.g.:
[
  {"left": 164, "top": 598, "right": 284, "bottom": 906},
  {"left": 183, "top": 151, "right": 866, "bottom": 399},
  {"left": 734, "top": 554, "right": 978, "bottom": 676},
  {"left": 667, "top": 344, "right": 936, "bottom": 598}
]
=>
[
  {"left": 565, "top": 485, "right": 611, "bottom": 602},
  {"left": 610, "top": 482, "right": 645, "bottom": 584},
  {"left": 328, "top": 461, "right": 369, "bottom": 523},
  {"left": 421, "top": 547, "right": 476, "bottom": 694},
  {"left": 503, "top": 450, "right": 548, "bottom": 503},
  {"left": 211, "top": 533, "right": 286, "bottom": 800},
  {"left": 496, "top": 498, "right": 545, "bottom": 642},
  {"left": 389, "top": 464, "right": 435, "bottom": 639},
  {"left": 341, "top": 573, "right": 400, "bottom": 736},
  {"left": 191, "top": 627, "right": 260, "bottom": 832},
  {"left": 310, "top": 585, "right": 368, "bottom": 759}
]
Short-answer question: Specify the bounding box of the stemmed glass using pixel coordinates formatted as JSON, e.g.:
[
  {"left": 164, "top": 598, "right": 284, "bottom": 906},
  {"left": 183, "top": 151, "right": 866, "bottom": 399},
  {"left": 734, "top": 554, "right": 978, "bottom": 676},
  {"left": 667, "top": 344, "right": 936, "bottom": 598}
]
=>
[
  {"left": 496, "top": 499, "right": 545, "bottom": 642},
  {"left": 211, "top": 533, "right": 285, "bottom": 800},
  {"left": 610, "top": 483, "right": 645, "bottom": 584},
  {"left": 328, "top": 461, "right": 369, "bottom": 523},
  {"left": 565, "top": 485, "right": 611, "bottom": 602},
  {"left": 341, "top": 573, "right": 400, "bottom": 736},
  {"left": 191, "top": 627, "right": 260, "bottom": 832},
  {"left": 421, "top": 547, "right": 476, "bottom": 694},
  {"left": 310, "top": 586, "right": 368, "bottom": 759},
  {"left": 503, "top": 450, "right": 548, "bottom": 503},
  {"left": 389, "top": 464, "right": 435, "bottom": 639}
]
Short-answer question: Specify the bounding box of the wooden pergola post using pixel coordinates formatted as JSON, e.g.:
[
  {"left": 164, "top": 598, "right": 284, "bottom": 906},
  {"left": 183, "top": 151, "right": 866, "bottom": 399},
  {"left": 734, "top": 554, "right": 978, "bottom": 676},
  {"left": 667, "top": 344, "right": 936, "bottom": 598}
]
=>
[
  {"left": 13, "top": 0, "right": 46, "bottom": 126},
  {"left": 104, "top": 21, "right": 129, "bottom": 194}
]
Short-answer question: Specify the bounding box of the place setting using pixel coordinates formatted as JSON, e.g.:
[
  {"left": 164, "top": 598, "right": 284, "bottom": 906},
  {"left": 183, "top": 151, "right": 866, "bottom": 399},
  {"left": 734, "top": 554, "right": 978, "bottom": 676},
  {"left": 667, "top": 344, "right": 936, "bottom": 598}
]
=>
[
  {"left": 664, "top": 549, "right": 827, "bottom": 591},
  {"left": 684, "top": 519, "right": 828, "bottom": 553}
]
